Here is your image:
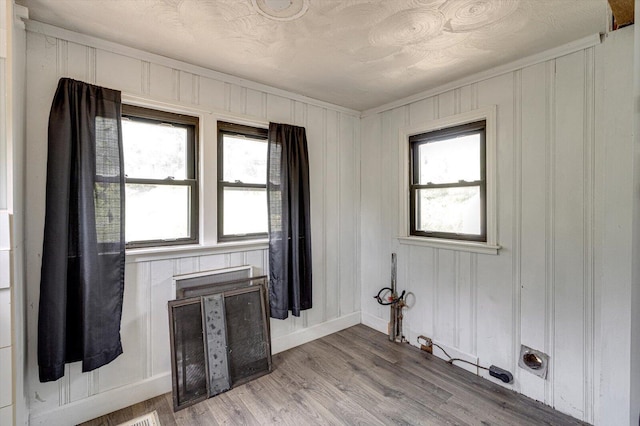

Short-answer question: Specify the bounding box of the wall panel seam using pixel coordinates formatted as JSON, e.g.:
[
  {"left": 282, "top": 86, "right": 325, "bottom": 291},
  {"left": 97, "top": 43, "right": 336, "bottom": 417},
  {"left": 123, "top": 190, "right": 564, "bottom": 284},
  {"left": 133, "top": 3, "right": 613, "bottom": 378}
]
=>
[
  {"left": 545, "top": 59, "right": 556, "bottom": 406},
  {"left": 512, "top": 69, "right": 523, "bottom": 382},
  {"left": 582, "top": 46, "right": 595, "bottom": 423}
]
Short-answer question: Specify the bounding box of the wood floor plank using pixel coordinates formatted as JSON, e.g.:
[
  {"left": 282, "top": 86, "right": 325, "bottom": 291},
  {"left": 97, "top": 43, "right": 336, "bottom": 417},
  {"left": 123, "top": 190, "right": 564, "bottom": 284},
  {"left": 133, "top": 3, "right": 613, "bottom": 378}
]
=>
[{"left": 80, "top": 325, "right": 586, "bottom": 426}]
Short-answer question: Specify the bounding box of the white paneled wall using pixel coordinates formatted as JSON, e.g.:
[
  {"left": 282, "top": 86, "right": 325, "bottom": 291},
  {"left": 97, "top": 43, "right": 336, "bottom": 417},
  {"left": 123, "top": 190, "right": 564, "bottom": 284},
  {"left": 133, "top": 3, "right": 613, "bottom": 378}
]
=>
[
  {"left": 24, "top": 26, "right": 360, "bottom": 425},
  {"left": 361, "top": 28, "right": 634, "bottom": 425}
]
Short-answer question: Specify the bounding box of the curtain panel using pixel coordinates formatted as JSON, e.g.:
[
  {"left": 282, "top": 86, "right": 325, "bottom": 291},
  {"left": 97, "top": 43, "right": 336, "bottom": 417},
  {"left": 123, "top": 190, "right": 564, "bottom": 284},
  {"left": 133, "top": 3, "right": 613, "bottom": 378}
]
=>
[
  {"left": 267, "top": 123, "right": 312, "bottom": 320},
  {"left": 38, "top": 78, "right": 126, "bottom": 382}
]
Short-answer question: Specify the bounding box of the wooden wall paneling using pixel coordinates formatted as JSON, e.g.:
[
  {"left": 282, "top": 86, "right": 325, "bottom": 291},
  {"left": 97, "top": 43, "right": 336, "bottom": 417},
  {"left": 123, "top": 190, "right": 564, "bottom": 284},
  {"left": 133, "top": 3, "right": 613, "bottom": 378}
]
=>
[
  {"left": 519, "top": 61, "right": 549, "bottom": 402},
  {"left": 198, "top": 76, "right": 226, "bottom": 111},
  {"left": 0, "top": 289, "right": 9, "bottom": 348},
  {"left": 339, "top": 114, "right": 357, "bottom": 316},
  {"left": 408, "top": 97, "right": 436, "bottom": 126},
  {"left": 266, "top": 93, "right": 292, "bottom": 124},
  {"left": 97, "top": 261, "right": 146, "bottom": 393},
  {"left": 149, "top": 259, "right": 175, "bottom": 377},
  {"left": 228, "top": 83, "right": 245, "bottom": 115},
  {"left": 245, "top": 88, "right": 266, "bottom": 119},
  {"left": 406, "top": 246, "right": 436, "bottom": 343},
  {"left": 437, "top": 91, "right": 455, "bottom": 119},
  {"left": 582, "top": 47, "right": 596, "bottom": 424},
  {"left": 228, "top": 252, "right": 245, "bottom": 268},
  {"left": 435, "top": 249, "right": 456, "bottom": 347},
  {"left": 198, "top": 254, "right": 226, "bottom": 271},
  {"left": 0, "top": 347, "right": 11, "bottom": 407},
  {"left": 65, "top": 42, "right": 89, "bottom": 83},
  {"left": 149, "top": 63, "right": 177, "bottom": 101},
  {"left": 324, "top": 110, "right": 340, "bottom": 321},
  {"left": 383, "top": 108, "right": 405, "bottom": 248},
  {"left": 67, "top": 363, "right": 88, "bottom": 403},
  {"left": 176, "top": 257, "right": 199, "bottom": 275},
  {"left": 592, "top": 28, "right": 634, "bottom": 426},
  {"left": 25, "top": 31, "right": 64, "bottom": 415},
  {"left": 552, "top": 51, "right": 586, "bottom": 420},
  {"left": 474, "top": 73, "right": 515, "bottom": 382},
  {"left": 245, "top": 250, "right": 265, "bottom": 275},
  {"left": 306, "top": 105, "right": 327, "bottom": 327},
  {"left": 178, "top": 71, "right": 196, "bottom": 105},
  {"left": 95, "top": 50, "right": 141, "bottom": 94},
  {"left": 359, "top": 114, "right": 383, "bottom": 321},
  {"left": 456, "top": 251, "right": 473, "bottom": 354}
]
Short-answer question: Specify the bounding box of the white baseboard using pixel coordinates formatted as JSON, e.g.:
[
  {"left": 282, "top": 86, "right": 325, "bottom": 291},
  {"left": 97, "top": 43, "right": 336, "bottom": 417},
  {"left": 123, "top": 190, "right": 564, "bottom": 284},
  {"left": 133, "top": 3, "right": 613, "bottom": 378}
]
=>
[
  {"left": 29, "top": 373, "right": 172, "bottom": 426},
  {"left": 271, "top": 311, "right": 361, "bottom": 354},
  {"left": 29, "top": 312, "right": 361, "bottom": 426},
  {"left": 361, "top": 311, "right": 388, "bottom": 334}
]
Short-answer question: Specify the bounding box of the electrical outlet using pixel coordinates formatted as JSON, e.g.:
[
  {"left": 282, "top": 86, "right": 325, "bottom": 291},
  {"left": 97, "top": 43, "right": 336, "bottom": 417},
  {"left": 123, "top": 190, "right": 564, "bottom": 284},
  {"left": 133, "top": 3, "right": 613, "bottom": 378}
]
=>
[{"left": 417, "top": 335, "right": 433, "bottom": 354}]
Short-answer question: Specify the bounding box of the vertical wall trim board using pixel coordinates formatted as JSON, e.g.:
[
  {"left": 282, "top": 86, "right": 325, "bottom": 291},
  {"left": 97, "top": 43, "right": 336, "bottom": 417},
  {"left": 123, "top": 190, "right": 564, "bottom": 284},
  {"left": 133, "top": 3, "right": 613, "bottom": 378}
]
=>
[
  {"left": 433, "top": 249, "right": 439, "bottom": 339},
  {"left": 193, "top": 75, "right": 199, "bottom": 106},
  {"left": 583, "top": 47, "right": 595, "bottom": 424},
  {"left": 322, "top": 108, "right": 328, "bottom": 323},
  {"left": 471, "top": 253, "right": 478, "bottom": 355},
  {"left": 223, "top": 81, "right": 230, "bottom": 111},
  {"left": 170, "top": 69, "right": 179, "bottom": 101},
  {"left": 454, "top": 88, "right": 461, "bottom": 114},
  {"left": 141, "top": 61, "right": 150, "bottom": 95},
  {"left": 337, "top": 112, "right": 342, "bottom": 318},
  {"left": 454, "top": 251, "right": 460, "bottom": 348},
  {"left": 86, "top": 47, "right": 96, "bottom": 84},
  {"left": 513, "top": 69, "right": 523, "bottom": 382},
  {"left": 261, "top": 92, "right": 267, "bottom": 119},
  {"left": 56, "top": 39, "right": 67, "bottom": 78},
  {"left": 545, "top": 59, "right": 556, "bottom": 406},
  {"left": 142, "top": 262, "right": 152, "bottom": 379}
]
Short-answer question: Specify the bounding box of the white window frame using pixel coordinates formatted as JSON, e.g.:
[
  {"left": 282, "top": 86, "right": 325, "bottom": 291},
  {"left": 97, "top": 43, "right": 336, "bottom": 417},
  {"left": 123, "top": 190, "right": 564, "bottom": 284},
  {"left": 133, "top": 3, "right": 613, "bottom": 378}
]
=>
[{"left": 397, "top": 105, "right": 500, "bottom": 255}]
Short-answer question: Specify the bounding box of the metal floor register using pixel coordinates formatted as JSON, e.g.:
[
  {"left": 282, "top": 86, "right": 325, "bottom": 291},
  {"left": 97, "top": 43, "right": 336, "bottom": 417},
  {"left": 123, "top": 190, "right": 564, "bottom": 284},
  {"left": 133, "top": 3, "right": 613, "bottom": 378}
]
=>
[{"left": 168, "top": 274, "right": 272, "bottom": 411}]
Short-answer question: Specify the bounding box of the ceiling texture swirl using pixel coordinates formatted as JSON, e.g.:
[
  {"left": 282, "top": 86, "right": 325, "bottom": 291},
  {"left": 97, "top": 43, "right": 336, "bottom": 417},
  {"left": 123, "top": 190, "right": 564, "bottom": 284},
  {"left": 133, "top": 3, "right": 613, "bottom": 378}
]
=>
[{"left": 18, "top": 0, "right": 608, "bottom": 110}]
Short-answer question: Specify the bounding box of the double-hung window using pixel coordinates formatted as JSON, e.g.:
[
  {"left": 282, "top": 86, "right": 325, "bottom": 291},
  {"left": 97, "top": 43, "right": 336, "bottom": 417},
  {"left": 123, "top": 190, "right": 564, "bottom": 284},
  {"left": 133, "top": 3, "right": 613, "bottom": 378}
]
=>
[
  {"left": 217, "top": 121, "right": 268, "bottom": 242},
  {"left": 409, "top": 121, "right": 486, "bottom": 242},
  {"left": 121, "top": 105, "right": 199, "bottom": 248}
]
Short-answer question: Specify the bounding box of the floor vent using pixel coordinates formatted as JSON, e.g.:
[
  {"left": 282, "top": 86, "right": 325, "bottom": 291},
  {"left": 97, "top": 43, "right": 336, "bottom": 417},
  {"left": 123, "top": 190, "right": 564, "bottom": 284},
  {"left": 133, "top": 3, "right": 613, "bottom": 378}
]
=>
[{"left": 116, "top": 411, "right": 160, "bottom": 426}]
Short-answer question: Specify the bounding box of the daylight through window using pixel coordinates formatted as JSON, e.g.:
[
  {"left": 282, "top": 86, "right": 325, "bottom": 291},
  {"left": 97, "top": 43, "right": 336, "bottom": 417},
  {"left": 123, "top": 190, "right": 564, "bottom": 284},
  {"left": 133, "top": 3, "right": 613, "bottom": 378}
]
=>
[
  {"left": 217, "top": 121, "right": 268, "bottom": 242},
  {"left": 409, "top": 121, "right": 486, "bottom": 242},
  {"left": 122, "top": 105, "right": 199, "bottom": 248}
]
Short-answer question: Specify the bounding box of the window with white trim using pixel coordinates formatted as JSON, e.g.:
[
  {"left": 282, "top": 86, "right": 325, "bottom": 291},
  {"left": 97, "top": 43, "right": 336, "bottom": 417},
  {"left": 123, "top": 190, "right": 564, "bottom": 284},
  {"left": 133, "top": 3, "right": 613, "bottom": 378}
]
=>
[{"left": 399, "top": 106, "right": 499, "bottom": 254}]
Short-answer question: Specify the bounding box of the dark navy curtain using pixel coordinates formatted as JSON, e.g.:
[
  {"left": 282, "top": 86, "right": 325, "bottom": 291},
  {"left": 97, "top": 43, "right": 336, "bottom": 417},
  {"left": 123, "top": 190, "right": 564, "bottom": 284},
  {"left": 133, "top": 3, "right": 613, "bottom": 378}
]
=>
[
  {"left": 38, "top": 78, "right": 125, "bottom": 382},
  {"left": 267, "top": 123, "right": 312, "bottom": 319}
]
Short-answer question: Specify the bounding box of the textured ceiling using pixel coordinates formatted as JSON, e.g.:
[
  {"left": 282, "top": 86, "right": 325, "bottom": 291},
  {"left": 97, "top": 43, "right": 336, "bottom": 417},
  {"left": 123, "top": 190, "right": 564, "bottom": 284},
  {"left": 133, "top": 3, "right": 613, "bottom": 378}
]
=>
[{"left": 17, "top": 0, "right": 608, "bottom": 111}]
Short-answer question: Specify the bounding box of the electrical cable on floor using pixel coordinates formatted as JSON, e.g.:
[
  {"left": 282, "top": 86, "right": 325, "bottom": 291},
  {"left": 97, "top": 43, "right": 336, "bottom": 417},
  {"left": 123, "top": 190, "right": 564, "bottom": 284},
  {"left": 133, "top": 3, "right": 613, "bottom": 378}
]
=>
[
  {"left": 431, "top": 341, "right": 489, "bottom": 371},
  {"left": 424, "top": 338, "right": 512, "bottom": 383}
]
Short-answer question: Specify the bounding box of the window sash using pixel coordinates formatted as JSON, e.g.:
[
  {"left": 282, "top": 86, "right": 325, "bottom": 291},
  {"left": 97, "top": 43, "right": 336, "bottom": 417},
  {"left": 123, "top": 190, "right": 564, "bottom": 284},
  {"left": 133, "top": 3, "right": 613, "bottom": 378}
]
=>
[
  {"left": 217, "top": 121, "right": 268, "bottom": 242},
  {"left": 122, "top": 104, "right": 199, "bottom": 248},
  {"left": 409, "top": 121, "right": 486, "bottom": 242}
]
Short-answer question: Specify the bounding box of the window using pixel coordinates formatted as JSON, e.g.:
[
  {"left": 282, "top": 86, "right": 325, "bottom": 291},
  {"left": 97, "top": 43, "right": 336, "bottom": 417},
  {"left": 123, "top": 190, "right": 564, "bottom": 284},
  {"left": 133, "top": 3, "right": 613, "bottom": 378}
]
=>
[
  {"left": 399, "top": 106, "right": 498, "bottom": 254},
  {"left": 410, "top": 121, "right": 486, "bottom": 242},
  {"left": 121, "top": 105, "right": 199, "bottom": 248},
  {"left": 217, "top": 121, "right": 268, "bottom": 242}
]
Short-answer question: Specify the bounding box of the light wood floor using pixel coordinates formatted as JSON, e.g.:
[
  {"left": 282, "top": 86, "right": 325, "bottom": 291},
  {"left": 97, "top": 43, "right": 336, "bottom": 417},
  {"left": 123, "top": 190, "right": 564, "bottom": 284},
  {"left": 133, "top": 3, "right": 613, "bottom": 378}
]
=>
[{"left": 82, "top": 325, "right": 586, "bottom": 426}]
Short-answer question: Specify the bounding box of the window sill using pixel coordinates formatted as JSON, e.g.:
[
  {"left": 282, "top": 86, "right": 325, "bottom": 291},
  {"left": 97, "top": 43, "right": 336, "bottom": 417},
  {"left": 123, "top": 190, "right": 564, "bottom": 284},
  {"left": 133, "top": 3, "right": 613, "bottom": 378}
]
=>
[
  {"left": 126, "top": 239, "right": 269, "bottom": 263},
  {"left": 397, "top": 236, "right": 500, "bottom": 255}
]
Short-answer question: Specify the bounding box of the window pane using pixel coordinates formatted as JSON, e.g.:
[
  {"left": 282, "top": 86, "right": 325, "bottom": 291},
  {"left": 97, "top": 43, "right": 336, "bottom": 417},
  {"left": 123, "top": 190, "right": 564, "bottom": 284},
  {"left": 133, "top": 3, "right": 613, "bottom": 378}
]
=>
[
  {"left": 126, "top": 184, "right": 191, "bottom": 242},
  {"left": 222, "top": 135, "right": 267, "bottom": 184},
  {"left": 122, "top": 119, "right": 188, "bottom": 179},
  {"left": 416, "top": 186, "right": 481, "bottom": 235},
  {"left": 418, "top": 133, "right": 481, "bottom": 184},
  {"left": 223, "top": 187, "right": 267, "bottom": 235}
]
